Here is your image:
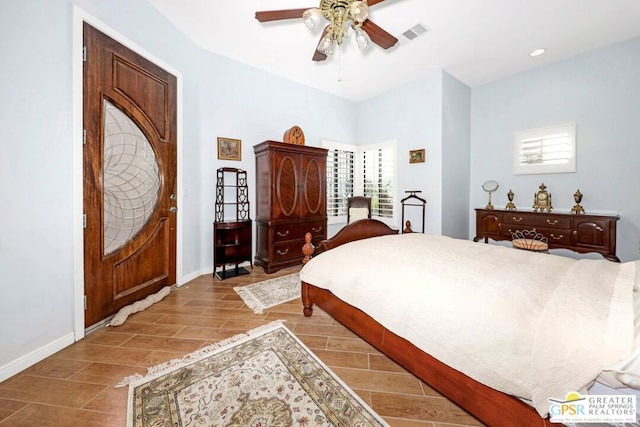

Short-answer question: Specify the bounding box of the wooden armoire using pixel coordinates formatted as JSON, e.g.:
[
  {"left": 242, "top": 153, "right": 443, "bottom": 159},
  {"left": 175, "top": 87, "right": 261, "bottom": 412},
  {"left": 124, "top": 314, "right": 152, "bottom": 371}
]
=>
[{"left": 254, "top": 140, "right": 328, "bottom": 273}]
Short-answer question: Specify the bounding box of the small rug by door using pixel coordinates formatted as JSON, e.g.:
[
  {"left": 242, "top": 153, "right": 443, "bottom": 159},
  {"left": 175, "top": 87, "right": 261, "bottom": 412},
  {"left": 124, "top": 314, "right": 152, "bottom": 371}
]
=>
[
  {"left": 234, "top": 273, "right": 300, "bottom": 313},
  {"left": 118, "top": 321, "right": 387, "bottom": 427}
]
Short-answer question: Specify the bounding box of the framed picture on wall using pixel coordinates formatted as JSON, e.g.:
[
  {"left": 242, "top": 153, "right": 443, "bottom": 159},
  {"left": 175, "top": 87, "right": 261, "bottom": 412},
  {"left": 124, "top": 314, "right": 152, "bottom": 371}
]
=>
[
  {"left": 409, "top": 149, "right": 425, "bottom": 164},
  {"left": 217, "top": 137, "right": 242, "bottom": 161}
]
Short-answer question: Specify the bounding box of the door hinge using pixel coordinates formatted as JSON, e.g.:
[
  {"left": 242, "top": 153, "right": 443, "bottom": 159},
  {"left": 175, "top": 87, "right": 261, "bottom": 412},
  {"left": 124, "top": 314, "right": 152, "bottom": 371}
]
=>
[
  {"left": 82, "top": 128, "right": 86, "bottom": 145},
  {"left": 84, "top": 295, "right": 87, "bottom": 310},
  {"left": 82, "top": 46, "right": 87, "bottom": 62},
  {"left": 83, "top": 213, "right": 87, "bottom": 228}
]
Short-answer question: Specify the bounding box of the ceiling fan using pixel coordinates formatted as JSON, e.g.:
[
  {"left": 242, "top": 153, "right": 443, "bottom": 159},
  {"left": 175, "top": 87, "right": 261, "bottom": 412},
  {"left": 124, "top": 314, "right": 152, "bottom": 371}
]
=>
[{"left": 255, "top": 0, "right": 399, "bottom": 62}]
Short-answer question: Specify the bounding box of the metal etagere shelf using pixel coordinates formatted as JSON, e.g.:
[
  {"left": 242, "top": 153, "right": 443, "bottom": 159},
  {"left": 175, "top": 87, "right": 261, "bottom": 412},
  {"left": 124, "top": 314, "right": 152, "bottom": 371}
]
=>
[
  {"left": 215, "top": 167, "right": 250, "bottom": 222},
  {"left": 213, "top": 167, "right": 252, "bottom": 280}
]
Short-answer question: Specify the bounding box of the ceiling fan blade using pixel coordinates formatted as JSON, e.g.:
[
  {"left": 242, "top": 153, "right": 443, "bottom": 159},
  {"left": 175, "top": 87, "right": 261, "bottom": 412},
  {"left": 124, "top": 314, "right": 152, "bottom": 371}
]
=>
[
  {"left": 367, "top": 0, "right": 385, "bottom": 6},
  {"left": 312, "top": 27, "right": 329, "bottom": 62},
  {"left": 255, "top": 8, "right": 310, "bottom": 22},
  {"left": 312, "top": 50, "right": 328, "bottom": 62},
  {"left": 362, "top": 19, "right": 398, "bottom": 49}
]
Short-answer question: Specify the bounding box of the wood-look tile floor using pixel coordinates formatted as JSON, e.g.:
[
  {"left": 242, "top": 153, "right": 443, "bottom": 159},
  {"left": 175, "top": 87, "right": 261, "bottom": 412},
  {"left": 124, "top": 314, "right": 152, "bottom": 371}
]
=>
[{"left": 0, "top": 266, "right": 483, "bottom": 427}]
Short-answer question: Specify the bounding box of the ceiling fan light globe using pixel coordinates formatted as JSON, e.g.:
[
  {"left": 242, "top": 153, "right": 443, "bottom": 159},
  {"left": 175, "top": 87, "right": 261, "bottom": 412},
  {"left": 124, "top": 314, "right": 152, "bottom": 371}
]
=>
[
  {"left": 303, "top": 8, "right": 323, "bottom": 28},
  {"left": 318, "top": 33, "right": 335, "bottom": 55},
  {"left": 349, "top": 1, "right": 369, "bottom": 23},
  {"left": 354, "top": 27, "right": 370, "bottom": 49}
]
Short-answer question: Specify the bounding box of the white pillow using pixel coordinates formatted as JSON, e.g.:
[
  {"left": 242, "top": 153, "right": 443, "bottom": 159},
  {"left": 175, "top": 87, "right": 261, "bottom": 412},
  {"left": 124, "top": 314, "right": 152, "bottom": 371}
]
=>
[{"left": 348, "top": 207, "right": 369, "bottom": 224}]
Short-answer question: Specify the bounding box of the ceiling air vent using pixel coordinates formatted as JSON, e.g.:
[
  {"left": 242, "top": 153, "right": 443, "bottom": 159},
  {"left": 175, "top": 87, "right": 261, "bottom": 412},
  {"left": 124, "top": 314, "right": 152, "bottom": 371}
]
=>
[{"left": 402, "top": 23, "right": 428, "bottom": 41}]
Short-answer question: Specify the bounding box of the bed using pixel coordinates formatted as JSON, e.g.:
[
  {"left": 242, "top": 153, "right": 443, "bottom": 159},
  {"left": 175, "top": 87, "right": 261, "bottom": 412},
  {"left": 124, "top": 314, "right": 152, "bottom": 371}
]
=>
[{"left": 299, "top": 219, "right": 640, "bottom": 426}]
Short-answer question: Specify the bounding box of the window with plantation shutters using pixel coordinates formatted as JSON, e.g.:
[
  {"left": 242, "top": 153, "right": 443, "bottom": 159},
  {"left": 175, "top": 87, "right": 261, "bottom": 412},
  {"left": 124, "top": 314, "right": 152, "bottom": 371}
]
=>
[
  {"left": 514, "top": 123, "right": 576, "bottom": 174},
  {"left": 326, "top": 145, "right": 355, "bottom": 219},
  {"left": 323, "top": 140, "right": 396, "bottom": 224},
  {"left": 361, "top": 144, "right": 395, "bottom": 218}
]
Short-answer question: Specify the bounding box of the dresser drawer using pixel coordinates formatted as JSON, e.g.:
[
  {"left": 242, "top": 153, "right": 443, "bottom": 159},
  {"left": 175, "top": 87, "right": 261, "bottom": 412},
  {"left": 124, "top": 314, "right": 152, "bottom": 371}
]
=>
[
  {"left": 543, "top": 229, "right": 572, "bottom": 245},
  {"left": 503, "top": 213, "right": 571, "bottom": 229},
  {"left": 273, "top": 221, "right": 325, "bottom": 243},
  {"left": 503, "top": 225, "right": 571, "bottom": 245}
]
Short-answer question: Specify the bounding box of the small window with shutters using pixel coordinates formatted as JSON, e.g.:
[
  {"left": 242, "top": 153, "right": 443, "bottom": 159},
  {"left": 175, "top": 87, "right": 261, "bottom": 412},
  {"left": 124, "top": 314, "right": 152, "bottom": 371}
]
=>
[{"left": 514, "top": 123, "right": 576, "bottom": 174}]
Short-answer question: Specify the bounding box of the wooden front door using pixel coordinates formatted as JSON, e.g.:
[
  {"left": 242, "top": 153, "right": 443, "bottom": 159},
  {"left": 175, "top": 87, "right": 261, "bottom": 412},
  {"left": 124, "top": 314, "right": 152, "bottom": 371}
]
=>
[{"left": 83, "top": 23, "right": 177, "bottom": 327}]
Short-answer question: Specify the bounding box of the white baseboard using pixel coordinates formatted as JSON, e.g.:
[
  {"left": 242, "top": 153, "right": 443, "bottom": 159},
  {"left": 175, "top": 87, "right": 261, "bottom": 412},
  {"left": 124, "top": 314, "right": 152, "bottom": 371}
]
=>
[
  {"left": 1, "top": 266, "right": 249, "bottom": 381},
  {"left": 0, "top": 333, "right": 75, "bottom": 383},
  {"left": 179, "top": 267, "right": 212, "bottom": 286},
  {"left": 180, "top": 262, "right": 252, "bottom": 287}
]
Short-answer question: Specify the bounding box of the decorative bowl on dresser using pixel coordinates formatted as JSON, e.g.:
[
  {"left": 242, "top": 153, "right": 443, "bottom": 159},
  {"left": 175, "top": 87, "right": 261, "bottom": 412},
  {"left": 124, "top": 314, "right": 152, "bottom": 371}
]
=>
[
  {"left": 254, "top": 140, "right": 328, "bottom": 273},
  {"left": 474, "top": 208, "right": 620, "bottom": 262}
]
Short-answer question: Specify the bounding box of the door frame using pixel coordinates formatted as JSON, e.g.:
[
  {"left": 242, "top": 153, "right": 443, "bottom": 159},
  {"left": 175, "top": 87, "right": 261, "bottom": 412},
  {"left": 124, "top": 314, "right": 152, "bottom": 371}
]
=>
[{"left": 72, "top": 6, "right": 184, "bottom": 340}]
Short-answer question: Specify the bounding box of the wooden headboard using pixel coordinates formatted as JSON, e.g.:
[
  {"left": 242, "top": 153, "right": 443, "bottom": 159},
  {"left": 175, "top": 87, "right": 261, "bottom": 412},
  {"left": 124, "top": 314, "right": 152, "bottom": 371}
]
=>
[{"left": 302, "top": 219, "right": 398, "bottom": 263}]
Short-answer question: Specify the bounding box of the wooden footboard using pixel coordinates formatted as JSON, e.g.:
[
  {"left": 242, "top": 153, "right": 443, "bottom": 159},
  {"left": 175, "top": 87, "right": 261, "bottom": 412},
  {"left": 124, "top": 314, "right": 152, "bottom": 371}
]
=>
[{"left": 300, "top": 219, "right": 554, "bottom": 427}]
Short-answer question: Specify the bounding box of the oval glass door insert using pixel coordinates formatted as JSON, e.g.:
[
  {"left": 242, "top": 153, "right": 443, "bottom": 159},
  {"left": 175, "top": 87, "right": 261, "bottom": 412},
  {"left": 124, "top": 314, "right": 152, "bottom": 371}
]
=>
[{"left": 103, "top": 100, "right": 160, "bottom": 255}]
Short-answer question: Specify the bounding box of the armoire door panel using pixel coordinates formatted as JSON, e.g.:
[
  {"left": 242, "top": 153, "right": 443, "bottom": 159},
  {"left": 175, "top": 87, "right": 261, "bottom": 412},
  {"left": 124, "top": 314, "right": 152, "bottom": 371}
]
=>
[
  {"left": 276, "top": 154, "right": 298, "bottom": 218},
  {"left": 301, "top": 156, "right": 323, "bottom": 216}
]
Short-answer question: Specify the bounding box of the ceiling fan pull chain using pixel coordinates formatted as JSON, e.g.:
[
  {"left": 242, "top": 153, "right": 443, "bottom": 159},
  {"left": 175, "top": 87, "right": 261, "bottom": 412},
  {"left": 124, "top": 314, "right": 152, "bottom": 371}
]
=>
[{"left": 337, "top": 45, "right": 343, "bottom": 82}]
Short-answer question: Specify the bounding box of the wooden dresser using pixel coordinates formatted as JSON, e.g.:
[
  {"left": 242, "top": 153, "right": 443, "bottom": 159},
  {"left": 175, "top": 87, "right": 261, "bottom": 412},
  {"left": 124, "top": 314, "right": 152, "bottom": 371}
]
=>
[
  {"left": 254, "top": 141, "right": 328, "bottom": 273},
  {"left": 474, "top": 208, "right": 620, "bottom": 262}
]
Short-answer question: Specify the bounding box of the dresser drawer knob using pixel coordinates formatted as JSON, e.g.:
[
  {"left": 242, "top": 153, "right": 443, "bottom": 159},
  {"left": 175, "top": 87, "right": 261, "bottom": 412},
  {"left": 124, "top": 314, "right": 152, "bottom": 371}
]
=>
[
  {"left": 512, "top": 217, "right": 523, "bottom": 222},
  {"left": 277, "top": 230, "right": 290, "bottom": 237},
  {"left": 550, "top": 234, "right": 563, "bottom": 240},
  {"left": 312, "top": 227, "right": 322, "bottom": 233},
  {"left": 276, "top": 248, "right": 289, "bottom": 256},
  {"left": 546, "top": 219, "right": 558, "bottom": 225}
]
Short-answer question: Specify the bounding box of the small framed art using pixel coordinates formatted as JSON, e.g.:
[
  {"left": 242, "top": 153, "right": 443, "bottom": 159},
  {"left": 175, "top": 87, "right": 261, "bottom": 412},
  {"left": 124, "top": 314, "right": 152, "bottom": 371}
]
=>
[
  {"left": 217, "top": 137, "right": 241, "bottom": 161},
  {"left": 409, "top": 149, "right": 425, "bottom": 164}
]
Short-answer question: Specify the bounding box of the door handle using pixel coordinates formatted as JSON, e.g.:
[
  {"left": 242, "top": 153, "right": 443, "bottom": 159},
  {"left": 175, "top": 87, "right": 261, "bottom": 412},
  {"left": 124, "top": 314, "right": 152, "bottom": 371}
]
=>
[{"left": 169, "top": 206, "right": 178, "bottom": 213}]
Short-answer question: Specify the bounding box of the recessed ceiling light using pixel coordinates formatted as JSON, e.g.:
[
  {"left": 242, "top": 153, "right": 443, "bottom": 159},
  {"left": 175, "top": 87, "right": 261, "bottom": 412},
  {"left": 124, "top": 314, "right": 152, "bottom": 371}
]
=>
[{"left": 529, "top": 48, "right": 546, "bottom": 57}]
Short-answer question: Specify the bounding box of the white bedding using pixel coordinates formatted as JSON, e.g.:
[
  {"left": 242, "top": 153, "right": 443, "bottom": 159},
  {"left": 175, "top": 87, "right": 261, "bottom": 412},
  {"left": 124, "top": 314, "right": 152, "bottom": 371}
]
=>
[{"left": 299, "top": 233, "right": 637, "bottom": 416}]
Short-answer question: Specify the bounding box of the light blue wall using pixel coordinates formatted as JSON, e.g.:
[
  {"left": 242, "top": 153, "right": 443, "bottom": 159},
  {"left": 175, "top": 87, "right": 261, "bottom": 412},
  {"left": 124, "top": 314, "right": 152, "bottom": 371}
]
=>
[
  {"left": 470, "top": 36, "right": 640, "bottom": 262},
  {"left": 442, "top": 72, "right": 471, "bottom": 239},
  {"left": 1, "top": 0, "right": 77, "bottom": 370},
  {"left": 357, "top": 69, "right": 446, "bottom": 234},
  {"left": 355, "top": 69, "right": 471, "bottom": 237}
]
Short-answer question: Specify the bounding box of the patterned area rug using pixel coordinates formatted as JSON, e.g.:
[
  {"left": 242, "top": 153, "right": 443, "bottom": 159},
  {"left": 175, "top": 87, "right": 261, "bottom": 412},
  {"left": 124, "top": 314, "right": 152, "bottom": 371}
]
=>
[
  {"left": 234, "top": 273, "right": 300, "bottom": 313},
  {"left": 119, "top": 321, "right": 387, "bottom": 427}
]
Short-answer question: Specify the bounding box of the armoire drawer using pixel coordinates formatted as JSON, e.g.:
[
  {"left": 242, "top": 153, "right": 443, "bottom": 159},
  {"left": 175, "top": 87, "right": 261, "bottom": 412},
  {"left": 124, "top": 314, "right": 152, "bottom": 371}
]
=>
[
  {"left": 273, "top": 221, "right": 325, "bottom": 243},
  {"left": 272, "top": 240, "right": 305, "bottom": 262}
]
